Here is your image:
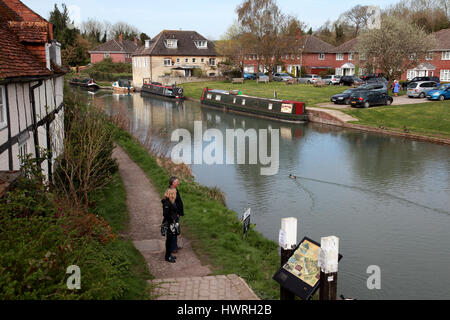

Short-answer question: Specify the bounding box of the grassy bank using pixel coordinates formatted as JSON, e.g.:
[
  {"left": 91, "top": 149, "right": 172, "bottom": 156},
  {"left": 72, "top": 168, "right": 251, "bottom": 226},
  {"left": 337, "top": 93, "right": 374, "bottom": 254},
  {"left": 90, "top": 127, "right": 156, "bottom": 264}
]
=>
[
  {"left": 112, "top": 125, "right": 281, "bottom": 300},
  {"left": 343, "top": 100, "right": 450, "bottom": 138},
  {"left": 181, "top": 80, "right": 346, "bottom": 106}
]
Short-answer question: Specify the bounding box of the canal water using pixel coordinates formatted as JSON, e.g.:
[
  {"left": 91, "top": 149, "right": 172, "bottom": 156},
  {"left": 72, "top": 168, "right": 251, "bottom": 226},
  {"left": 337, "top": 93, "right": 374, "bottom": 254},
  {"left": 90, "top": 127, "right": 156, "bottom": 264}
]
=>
[{"left": 79, "top": 89, "right": 450, "bottom": 300}]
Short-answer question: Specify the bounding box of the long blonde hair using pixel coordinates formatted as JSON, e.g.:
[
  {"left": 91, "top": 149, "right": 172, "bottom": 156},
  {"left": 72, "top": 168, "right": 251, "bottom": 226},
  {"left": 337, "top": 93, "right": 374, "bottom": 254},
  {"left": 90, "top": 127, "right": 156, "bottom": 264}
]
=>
[{"left": 164, "top": 188, "right": 177, "bottom": 204}]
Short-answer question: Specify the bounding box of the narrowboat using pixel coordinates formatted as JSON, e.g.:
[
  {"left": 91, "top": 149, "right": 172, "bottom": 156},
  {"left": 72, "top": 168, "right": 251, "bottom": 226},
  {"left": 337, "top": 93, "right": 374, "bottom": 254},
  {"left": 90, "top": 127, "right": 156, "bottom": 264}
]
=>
[
  {"left": 200, "top": 88, "right": 308, "bottom": 123},
  {"left": 140, "top": 78, "right": 184, "bottom": 99},
  {"left": 112, "top": 79, "right": 134, "bottom": 93},
  {"left": 69, "top": 78, "right": 100, "bottom": 91}
]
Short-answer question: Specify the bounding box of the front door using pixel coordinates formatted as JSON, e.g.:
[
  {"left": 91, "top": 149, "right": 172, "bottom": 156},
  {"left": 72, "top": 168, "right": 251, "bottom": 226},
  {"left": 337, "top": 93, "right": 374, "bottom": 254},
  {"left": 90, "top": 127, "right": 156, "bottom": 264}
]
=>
[{"left": 185, "top": 69, "right": 193, "bottom": 77}]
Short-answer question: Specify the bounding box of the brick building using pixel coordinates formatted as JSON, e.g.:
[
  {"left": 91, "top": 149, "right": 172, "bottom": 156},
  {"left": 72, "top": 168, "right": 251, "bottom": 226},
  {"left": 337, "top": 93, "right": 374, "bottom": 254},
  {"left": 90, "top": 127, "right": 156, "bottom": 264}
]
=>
[{"left": 90, "top": 34, "right": 141, "bottom": 64}]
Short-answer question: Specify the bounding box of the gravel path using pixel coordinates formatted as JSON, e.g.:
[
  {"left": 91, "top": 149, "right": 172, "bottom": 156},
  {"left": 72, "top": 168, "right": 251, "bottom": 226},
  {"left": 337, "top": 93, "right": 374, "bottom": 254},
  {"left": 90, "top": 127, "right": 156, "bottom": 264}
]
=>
[{"left": 113, "top": 145, "right": 259, "bottom": 300}]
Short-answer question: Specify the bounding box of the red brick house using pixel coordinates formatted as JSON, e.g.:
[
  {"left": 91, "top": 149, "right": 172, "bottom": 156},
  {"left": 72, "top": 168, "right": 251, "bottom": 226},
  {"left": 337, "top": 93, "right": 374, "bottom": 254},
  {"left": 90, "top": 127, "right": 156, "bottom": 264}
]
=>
[
  {"left": 0, "top": 0, "right": 65, "bottom": 180},
  {"left": 90, "top": 34, "right": 141, "bottom": 64}
]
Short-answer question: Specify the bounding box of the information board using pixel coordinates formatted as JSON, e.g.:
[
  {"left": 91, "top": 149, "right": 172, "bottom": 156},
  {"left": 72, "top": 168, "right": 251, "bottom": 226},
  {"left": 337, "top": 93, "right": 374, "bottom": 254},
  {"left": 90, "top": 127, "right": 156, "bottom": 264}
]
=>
[{"left": 273, "top": 237, "right": 343, "bottom": 300}]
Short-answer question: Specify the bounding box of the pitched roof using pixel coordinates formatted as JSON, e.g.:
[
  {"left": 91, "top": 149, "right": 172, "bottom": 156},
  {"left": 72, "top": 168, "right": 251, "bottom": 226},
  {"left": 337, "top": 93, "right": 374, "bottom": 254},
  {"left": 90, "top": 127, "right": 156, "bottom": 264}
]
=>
[
  {"left": 0, "top": 21, "right": 51, "bottom": 80},
  {"left": 90, "top": 38, "right": 141, "bottom": 54},
  {"left": 301, "top": 35, "right": 335, "bottom": 53},
  {"left": 332, "top": 38, "right": 359, "bottom": 53},
  {"left": 134, "top": 30, "right": 217, "bottom": 57},
  {"left": 433, "top": 28, "right": 450, "bottom": 51}
]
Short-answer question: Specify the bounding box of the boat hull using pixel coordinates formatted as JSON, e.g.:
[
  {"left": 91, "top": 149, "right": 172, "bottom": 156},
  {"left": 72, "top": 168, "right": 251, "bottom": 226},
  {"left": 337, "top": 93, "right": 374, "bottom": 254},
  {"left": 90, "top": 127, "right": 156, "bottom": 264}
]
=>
[{"left": 200, "top": 89, "right": 308, "bottom": 123}]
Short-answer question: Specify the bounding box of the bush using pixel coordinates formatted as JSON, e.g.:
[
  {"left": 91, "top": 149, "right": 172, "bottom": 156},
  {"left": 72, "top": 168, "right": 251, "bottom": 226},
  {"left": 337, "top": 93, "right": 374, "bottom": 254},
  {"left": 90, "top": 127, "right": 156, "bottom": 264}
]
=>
[{"left": 90, "top": 58, "right": 132, "bottom": 73}]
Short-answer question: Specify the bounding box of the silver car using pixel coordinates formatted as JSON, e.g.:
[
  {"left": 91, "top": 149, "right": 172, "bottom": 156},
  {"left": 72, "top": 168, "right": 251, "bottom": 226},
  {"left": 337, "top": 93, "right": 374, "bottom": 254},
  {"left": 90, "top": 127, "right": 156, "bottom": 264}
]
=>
[
  {"left": 298, "top": 74, "right": 322, "bottom": 84},
  {"left": 407, "top": 81, "right": 438, "bottom": 98},
  {"left": 322, "top": 75, "right": 341, "bottom": 85}
]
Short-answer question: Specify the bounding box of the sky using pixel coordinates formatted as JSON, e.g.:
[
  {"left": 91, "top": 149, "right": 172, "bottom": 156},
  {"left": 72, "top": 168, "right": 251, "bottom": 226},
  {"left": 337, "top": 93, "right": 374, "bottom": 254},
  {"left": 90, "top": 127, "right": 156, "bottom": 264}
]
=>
[{"left": 22, "top": 0, "right": 396, "bottom": 40}]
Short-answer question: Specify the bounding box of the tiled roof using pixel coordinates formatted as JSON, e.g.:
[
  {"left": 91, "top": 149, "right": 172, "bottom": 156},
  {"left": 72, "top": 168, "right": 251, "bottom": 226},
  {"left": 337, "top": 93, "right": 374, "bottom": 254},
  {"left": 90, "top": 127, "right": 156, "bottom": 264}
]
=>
[
  {"left": 1, "top": 0, "right": 46, "bottom": 22},
  {"left": 134, "top": 30, "right": 217, "bottom": 57},
  {"left": 433, "top": 28, "right": 450, "bottom": 51},
  {"left": 301, "top": 35, "right": 336, "bottom": 53},
  {"left": 90, "top": 38, "right": 141, "bottom": 54},
  {"left": 0, "top": 21, "right": 51, "bottom": 80},
  {"left": 332, "top": 38, "right": 359, "bottom": 53}
]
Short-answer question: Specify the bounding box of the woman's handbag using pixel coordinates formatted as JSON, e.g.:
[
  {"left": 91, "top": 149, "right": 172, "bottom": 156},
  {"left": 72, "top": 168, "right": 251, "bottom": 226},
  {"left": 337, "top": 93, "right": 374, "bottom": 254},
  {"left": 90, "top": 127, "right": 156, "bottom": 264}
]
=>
[
  {"left": 161, "top": 221, "right": 169, "bottom": 237},
  {"left": 170, "top": 222, "right": 181, "bottom": 236}
]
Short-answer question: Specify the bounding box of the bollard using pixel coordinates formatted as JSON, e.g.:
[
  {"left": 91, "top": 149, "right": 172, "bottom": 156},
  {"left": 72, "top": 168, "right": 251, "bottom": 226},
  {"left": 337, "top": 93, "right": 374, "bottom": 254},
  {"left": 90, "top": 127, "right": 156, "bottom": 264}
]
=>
[
  {"left": 318, "top": 236, "right": 339, "bottom": 300},
  {"left": 279, "top": 218, "right": 297, "bottom": 300}
]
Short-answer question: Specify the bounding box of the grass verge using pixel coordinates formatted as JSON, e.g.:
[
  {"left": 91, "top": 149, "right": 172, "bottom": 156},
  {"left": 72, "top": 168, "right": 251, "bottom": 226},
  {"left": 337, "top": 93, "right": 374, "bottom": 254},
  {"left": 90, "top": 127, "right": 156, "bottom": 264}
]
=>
[
  {"left": 112, "top": 125, "right": 281, "bottom": 300},
  {"left": 342, "top": 100, "right": 450, "bottom": 138}
]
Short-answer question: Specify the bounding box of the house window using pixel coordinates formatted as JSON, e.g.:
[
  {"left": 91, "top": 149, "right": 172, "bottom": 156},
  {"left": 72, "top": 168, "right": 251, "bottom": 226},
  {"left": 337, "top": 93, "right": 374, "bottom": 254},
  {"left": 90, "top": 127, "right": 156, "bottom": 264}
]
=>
[
  {"left": 441, "top": 70, "right": 450, "bottom": 81},
  {"left": 165, "top": 39, "right": 178, "bottom": 48},
  {"left": 409, "top": 53, "right": 417, "bottom": 60},
  {"left": 318, "top": 53, "right": 325, "bottom": 60},
  {"left": 348, "top": 52, "right": 354, "bottom": 60},
  {"left": 426, "top": 52, "right": 434, "bottom": 60},
  {"left": 164, "top": 58, "right": 172, "bottom": 66},
  {"left": 185, "top": 58, "right": 189, "bottom": 63},
  {"left": 336, "top": 53, "right": 344, "bottom": 61},
  {"left": 286, "top": 55, "right": 289, "bottom": 60},
  {"left": 407, "top": 69, "right": 416, "bottom": 80},
  {"left": 291, "top": 54, "right": 295, "bottom": 59},
  {"left": 192, "top": 58, "right": 196, "bottom": 63},
  {"left": 242, "top": 99, "right": 246, "bottom": 105},
  {"left": 176, "top": 58, "right": 180, "bottom": 63},
  {"left": 194, "top": 40, "right": 208, "bottom": 49},
  {"left": 201, "top": 58, "right": 205, "bottom": 63},
  {"left": 209, "top": 58, "right": 216, "bottom": 66},
  {"left": 0, "top": 86, "right": 6, "bottom": 126},
  {"left": 215, "top": 95, "right": 221, "bottom": 101},
  {"left": 359, "top": 52, "right": 367, "bottom": 61},
  {"left": 442, "top": 51, "right": 450, "bottom": 60},
  {"left": 104, "top": 53, "right": 110, "bottom": 58}
]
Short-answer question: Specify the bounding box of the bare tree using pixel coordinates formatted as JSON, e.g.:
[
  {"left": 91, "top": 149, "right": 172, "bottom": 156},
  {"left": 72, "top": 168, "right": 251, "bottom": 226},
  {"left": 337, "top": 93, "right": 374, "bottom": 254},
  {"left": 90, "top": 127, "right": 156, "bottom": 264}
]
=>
[
  {"left": 236, "top": 0, "right": 303, "bottom": 79},
  {"left": 110, "top": 21, "right": 139, "bottom": 41},
  {"left": 358, "top": 16, "right": 437, "bottom": 87},
  {"left": 340, "top": 5, "right": 371, "bottom": 37},
  {"left": 216, "top": 21, "right": 246, "bottom": 76},
  {"left": 81, "top": 18, "right": 105, "bottom": 44}
]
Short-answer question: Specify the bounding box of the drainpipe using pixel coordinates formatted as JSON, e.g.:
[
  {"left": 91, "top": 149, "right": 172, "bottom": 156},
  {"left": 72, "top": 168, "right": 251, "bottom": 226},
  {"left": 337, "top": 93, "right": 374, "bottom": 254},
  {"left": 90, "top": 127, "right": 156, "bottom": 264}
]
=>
[{"left": 30, "top": 80, "right": 43, "bottom": 160}]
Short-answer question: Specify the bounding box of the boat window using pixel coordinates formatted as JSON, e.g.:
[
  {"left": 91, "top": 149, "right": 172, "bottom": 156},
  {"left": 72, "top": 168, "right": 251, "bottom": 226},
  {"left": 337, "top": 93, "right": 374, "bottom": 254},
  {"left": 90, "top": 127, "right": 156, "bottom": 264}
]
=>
[
  {"left": 233, "top": 98, "right": 236, "bottom": 104},
  {"left": 207, "top": 94, "right": 212, "bottom": 99},
  {"left": 268, "top": 103, "right": 273, "bottom": 110},
  {"left": 281, "top": 104, "right": 293, "bottom": 113},
  {"left": 242, "top": 99, "right": 246, "bottom": 105},
  {"left": 215, "top": 95, "right": 221, "bottom": 101}
]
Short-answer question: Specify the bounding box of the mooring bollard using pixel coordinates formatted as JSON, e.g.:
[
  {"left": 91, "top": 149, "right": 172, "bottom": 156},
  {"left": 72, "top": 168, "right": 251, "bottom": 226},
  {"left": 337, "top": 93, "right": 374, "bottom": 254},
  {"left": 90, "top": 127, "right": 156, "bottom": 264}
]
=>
[
  {"left": 318, "top": 236, "right": 339, "bottom": 300},
  {"left": 279, "top": 218, "right": 297, "bottom": 300}
]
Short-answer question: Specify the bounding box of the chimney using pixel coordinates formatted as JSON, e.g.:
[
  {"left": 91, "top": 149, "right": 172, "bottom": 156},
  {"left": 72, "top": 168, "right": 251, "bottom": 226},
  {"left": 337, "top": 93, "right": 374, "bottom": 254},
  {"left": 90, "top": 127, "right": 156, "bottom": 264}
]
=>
[
  {"left": 119, "top": 33, "right": 123, "bottom": 44},
  {"left": 145, "top": 39, "right": 151, "bottom": 48},
  {"left": 134, "top": 36, "right": 139, "bottom": 46}
]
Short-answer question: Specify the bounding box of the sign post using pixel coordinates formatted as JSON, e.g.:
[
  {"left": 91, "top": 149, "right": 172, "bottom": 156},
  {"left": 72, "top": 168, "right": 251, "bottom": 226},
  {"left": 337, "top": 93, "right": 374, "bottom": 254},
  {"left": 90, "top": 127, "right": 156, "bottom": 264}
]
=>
[
  {"left": 242, "top": 208, "right": 251, "bottom": 237},
  {"left": 318, "top": 236, "right": 340, "bottom": 300},
  {"left": 279, "top": 218, "right": 297, "bottom": 300}
]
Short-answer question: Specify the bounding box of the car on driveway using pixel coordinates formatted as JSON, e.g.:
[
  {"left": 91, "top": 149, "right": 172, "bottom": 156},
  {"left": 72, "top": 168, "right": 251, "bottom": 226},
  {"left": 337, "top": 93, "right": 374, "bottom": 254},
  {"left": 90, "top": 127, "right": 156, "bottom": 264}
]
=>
[
  {"left": 426, "top": 84, "right": 450, "bottom": 101},
  {"left": 273, "top": 73, "right": 293, "bottom": 82},
  {"left": 407, "top": 81, "right": 438, "bottom": 98},
  {"left": 350, "top": 90, "right": 393, "bottom": 108},
  {"left": 340, "top": 76, "right": 364, "bottom": 86},
  {"left": 331, "top": 88, "right": 359, "bottom": 105},
  {"left": 322, "top": 75, "right": 341, "bottom": 85},
  {"left": 298, "top": 74, "right": 322, "bottom": 84},
  {"left": 403, "top": 76, "right": 440, "bottom": 90}
]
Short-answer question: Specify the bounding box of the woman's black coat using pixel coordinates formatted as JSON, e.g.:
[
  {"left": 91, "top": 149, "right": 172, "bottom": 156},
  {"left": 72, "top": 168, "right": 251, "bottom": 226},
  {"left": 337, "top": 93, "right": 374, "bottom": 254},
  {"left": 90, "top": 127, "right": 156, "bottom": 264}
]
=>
[{"left": 162, "top": 198, "right": 178, "bottom": 225}]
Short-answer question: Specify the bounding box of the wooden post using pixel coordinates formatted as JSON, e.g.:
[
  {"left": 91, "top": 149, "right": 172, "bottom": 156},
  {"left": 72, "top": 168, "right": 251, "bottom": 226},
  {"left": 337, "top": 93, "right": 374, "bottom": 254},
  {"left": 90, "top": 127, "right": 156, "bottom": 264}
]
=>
[
  {"left": 279, "top": 218, "right": 297, "bottom": 301},
  {"left": 318, "top": 236, "right": 339, "bottom": 300}
]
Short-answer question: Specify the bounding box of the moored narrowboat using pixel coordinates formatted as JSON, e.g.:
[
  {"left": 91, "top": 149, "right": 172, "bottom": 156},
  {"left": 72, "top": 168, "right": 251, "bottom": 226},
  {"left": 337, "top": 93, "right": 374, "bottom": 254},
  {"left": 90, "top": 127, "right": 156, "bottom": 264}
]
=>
[
  {"left": 140, "top": 78, "right": 184, "bottom": 99},
  {"left": 200, "top": 88, "right": 308, "bottom": 123},
  {"left": 113, "top": 79, "right": 135, "bottom": 93},
  {"left": 69, "top": 78, "right": 100, "bottom": 91}
]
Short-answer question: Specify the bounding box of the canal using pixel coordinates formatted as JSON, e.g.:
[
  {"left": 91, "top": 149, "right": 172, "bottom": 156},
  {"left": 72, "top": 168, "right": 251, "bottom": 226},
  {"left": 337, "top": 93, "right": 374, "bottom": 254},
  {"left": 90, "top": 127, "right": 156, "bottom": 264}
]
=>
[{"left": 79, "top": 89, "right": 450, "bottom": 300}]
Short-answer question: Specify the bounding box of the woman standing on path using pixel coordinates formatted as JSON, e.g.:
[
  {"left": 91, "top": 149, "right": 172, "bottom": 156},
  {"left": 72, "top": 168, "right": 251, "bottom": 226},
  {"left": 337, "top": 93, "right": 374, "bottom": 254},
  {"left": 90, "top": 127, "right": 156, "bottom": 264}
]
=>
[
  {"left": 169, "top": 177, "right": 184, "bottom": 253},
  {"left": 393, "top": 80, "right": 400, "bottom": 97},
  {"left": 162, "top": 189, "right": 179, "bottom": 263}
]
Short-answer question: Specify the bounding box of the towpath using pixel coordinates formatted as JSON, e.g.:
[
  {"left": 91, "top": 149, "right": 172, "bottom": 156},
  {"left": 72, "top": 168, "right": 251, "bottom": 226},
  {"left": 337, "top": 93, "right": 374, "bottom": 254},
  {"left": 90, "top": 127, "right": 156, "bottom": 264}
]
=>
[{"left": 113, "top": 146, "right": 259, "bottom": 300}]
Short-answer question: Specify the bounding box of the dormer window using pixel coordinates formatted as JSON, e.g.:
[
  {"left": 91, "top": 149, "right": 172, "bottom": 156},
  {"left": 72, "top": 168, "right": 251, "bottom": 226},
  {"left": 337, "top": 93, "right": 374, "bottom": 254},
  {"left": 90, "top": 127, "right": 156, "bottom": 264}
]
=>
[
  {"left": 165, "top": 39, "right": 178, "bottom": 49},
  {"left": 194, "top": 40, "right": 208, "bottom": 49}
]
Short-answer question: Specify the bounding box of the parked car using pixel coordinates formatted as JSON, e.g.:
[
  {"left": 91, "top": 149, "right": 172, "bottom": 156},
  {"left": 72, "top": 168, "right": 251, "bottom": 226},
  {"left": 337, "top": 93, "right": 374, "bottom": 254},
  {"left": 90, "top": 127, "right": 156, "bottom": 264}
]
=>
[
  {"left": 426, "top": 83, "right": 450, "bottom": 101},
  {"left": 340, "top": 76, "right": 364, "bottom": 86},
  {"left": 407, "top": 81, "right": 438, "bottom": 98},
  {"left": 243, "top": 73, "right": 257, "bottom": 80},
  {"left": 350, "top": 91, "right": 393, "bottom": 108},
  {"left": 322, "top": 75, "right": 341, "bottom": 85},
  {"left": 357, "top": 82, "right": 388, "bottom": 93},
  {"left": 403, "top": 76, "right": 440, "bottom": 90},
  {"left": 257, "top": 72, "right": 270, "bottom": 81},
  {"left": 330, "top": 88, "right": 360, "bottom": 105},
  {"left": 298, "top": 74, "right": 321, "bottom": 84},
  {"left": 273, "top": 73, "right": 293, "bottom": 82}
]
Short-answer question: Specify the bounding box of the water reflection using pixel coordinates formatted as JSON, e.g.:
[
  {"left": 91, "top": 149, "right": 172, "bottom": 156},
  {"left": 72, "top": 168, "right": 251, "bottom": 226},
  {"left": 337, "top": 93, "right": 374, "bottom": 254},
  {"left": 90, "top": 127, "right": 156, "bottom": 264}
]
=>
[{"left": 74, "top": 88, "right": 450, "bottom": 300}]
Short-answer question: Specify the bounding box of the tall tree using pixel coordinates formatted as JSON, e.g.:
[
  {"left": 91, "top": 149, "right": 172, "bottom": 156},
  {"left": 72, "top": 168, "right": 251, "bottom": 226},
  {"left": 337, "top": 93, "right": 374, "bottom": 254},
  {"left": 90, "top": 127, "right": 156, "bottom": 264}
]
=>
[
  {"left": 340, "top": 5, "right": 371, "bottom": 37},
  {"left": 49, "top": 4, "right": 78, "bottom": 49},
  {"left": 236, "top": 0, "right": 303, "bottom": 80},
  {"left": 110, "top": 22, "right": 139, "bottom": 41},
  {"left": 358, "top": 16, "right": 437, "bottom": 87}
]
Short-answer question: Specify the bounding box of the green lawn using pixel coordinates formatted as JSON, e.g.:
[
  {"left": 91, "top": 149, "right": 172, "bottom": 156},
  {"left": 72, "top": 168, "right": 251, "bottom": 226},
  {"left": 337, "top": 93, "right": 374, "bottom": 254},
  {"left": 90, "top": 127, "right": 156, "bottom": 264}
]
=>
[
  {"left": 343, "top": 100, "right": 450, "bottom": 138},
  {"left": 181, "top": 80, "right": 347, "bottom": 106}
]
